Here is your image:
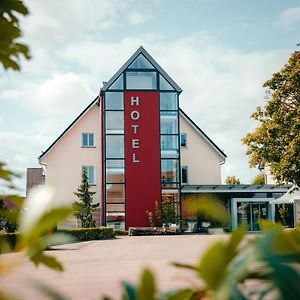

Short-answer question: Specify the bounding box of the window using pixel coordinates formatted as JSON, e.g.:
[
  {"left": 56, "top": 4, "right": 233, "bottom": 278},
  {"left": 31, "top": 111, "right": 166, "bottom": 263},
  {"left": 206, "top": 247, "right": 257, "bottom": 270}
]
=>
[
  {"left": 106, "top": 184, "right": 125, "bottom": 203},
  {"left": 128, "top": 54, "right": 154, "bottom": 69},
  {"left": 126, "top": 71, "right": 157, "bottom": 90},
  {"left": 180, "top": 133, "right": 187, "bottom": 147},
  {"left": 82, "top": 166, "right": 95, "bottom": 185},
  {"left": 160, "top": 93, "right": 177, "bottom": 110},
  {"left": 106, "top": 160, "right": 125, "bottom": 183},
  {"left": 105, "top": 92, "right": 124, "bottom": 110},
  {"left": 108, "top": 75, "right": 124, "bottom": 90},
  {"left": 161, "top": 159, "right": 179, "bottom": 184},
  {"left": 160, "top": 112, "right": 178, "bottom": 134},
  {"left": 181, "top": 166, "right": 188, "bottom": 184},
  {"left": 106, "top": 111, "right": 124, "bottom": 134},
  {"left": 161, "top": 135, "right": 178, "bottom": 150},
  {"left": 106, "top": 135, "right": 124, "bottom": 158},
  {"left": 159, "top": 75, "right": 175, "bottom": 91},
  {"left": 82, "top": 133, "right": 94, "bottom": 147}
]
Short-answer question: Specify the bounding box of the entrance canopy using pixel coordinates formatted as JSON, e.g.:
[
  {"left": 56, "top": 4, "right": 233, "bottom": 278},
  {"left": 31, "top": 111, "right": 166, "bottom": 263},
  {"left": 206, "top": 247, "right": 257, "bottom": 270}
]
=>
[{"left": 269, "top": 185, "right": 300, "bottom": 204}]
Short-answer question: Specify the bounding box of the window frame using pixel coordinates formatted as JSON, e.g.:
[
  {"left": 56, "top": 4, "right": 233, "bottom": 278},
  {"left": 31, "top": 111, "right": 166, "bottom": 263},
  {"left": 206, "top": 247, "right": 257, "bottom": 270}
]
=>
[
  {"left": 180, "top": 133, "right": 187, "bottom": 147},
  {"left": 82, "top": 133, "right": 95, "bottom": 148},
  {"left": 82, "top": 165, "right": 96, "bottom": 185},
  {"left": 181, "top": 166, "right": 188, "bottom": 184}
]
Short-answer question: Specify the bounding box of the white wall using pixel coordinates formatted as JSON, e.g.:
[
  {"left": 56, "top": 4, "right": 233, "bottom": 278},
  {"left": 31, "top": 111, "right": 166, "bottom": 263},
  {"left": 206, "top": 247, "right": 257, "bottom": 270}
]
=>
[
  {"left": 39, "top": 105, "right": 224, "bottom": 228},
  {"left": 179, "top": 113, "right": 223, "bottom": 184},
  {"left": 40, "top": 104, "right": 101, "bottom": 228}
]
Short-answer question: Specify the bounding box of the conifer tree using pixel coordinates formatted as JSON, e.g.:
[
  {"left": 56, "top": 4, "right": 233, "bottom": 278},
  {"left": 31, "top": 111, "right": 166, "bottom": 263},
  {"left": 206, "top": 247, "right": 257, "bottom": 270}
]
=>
[{"left": 72, "top": 169, "right": 99, "bottom": 228}]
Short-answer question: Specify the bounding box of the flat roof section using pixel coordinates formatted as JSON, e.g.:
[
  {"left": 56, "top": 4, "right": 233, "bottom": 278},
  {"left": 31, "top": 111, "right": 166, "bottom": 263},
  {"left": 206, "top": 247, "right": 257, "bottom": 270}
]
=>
[{"left": 181, "top": 184, "right": 292, "bottom": 193}]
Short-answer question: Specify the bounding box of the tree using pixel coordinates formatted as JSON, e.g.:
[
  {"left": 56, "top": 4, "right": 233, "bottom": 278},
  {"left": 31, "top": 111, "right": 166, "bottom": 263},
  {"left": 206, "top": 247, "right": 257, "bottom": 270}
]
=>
[
  {"left": 251, "top": 173, "right": 265, "bottom": 185},
  {"left": 72, "top": 169, "right": 99, "bottom": 228},
  {"left": 225, "top": 176, "right": 241, "bottom": 185},
  {"left": 159, "top": 199, "right": 177, "bottom": 227},
  {"left": 0, "top": 196, "right": 17, "bottom": 232},
  {"left": 243, "top": 51, "right": 300, "bottom": 186},
  {"left": 0, "top": 0, "right": 30, "bottom": 70}
]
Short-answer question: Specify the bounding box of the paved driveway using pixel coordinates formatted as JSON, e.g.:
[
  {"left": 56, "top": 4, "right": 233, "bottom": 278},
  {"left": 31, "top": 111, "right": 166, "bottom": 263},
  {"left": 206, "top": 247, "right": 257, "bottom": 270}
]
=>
[{"left": 1, "top": 234, "right": 227, "bottom": 299}]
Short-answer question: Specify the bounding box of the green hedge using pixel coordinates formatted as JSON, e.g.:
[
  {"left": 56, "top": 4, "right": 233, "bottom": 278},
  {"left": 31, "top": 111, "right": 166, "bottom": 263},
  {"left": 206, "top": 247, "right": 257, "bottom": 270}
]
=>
[
  {"left": 0, "top": 232, "right": 19, "bottom": 252},
  {"left": 114, "top": 229, "right": 128, "bottom": 236},
  {"left": 59, "top": 227, "right": 115, "bottom": 241}
]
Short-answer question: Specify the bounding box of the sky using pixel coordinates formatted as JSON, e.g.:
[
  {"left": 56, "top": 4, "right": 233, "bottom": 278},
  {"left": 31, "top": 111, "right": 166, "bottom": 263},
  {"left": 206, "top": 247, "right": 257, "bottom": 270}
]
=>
[{"left": 1, "top": 0, "right": 300, "bottom": 195}]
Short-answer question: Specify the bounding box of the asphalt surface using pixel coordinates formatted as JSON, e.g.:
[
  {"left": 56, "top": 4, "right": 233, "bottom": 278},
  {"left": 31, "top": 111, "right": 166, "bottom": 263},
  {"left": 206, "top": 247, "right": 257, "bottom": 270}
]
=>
[{"left": 1, "top": 234, "right": 228, "bottom": 299}]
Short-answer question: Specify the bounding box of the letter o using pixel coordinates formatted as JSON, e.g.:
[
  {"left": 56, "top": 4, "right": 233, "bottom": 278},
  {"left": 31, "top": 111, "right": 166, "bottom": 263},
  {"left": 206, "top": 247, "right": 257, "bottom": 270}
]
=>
[{"left": 130, "top": 111, "right": 140, "bottom": 120}]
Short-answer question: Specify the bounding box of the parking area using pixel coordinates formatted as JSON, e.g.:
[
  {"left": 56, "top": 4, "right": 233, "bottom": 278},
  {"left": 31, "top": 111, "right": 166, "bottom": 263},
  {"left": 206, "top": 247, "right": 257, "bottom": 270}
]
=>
[{"left": 1, "top": 234, "right": 228, "bottom": 299}]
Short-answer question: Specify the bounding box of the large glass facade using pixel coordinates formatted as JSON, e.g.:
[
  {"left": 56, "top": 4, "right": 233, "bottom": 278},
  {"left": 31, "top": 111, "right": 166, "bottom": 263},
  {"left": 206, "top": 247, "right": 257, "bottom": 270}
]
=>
[{"left": 103, "top": 52, "right": 181, "bottom": 229}]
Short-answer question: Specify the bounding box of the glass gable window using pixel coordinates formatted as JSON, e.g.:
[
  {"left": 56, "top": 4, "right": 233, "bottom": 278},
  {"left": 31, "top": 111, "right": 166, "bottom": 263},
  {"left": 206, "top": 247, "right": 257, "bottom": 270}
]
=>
[
  {"left": 106, "top": 135, "right": 124, "bottom": 158},
  {"left": 160, "top": 112, "right": 178, "bottom": 134},
  {"left": 82, "top": 133, "right": 94, "bottom": 147},
  {"left": 108, "top": 75, "right": 124, "bottom": 90},
  {"left": 161, "top": 159, "right": 179, "bottom": 184},
  {"left": 106, "top": 111, "right": 124, "bottom": 134},
  {"left": 126, "top": 71, "right": 157, "bottom": 90},
  {"left": 106, "top": 160, "right": 125, "bottom": 183},
  {"left": 105, "top": 92, "right": 124, "bottom": 110},
  {"left": 128, "top": 54, "right": 154, "bottom": 69},
  {"left": 159, "top": 75, "right": 175, "bottom": 91},
  {"left": 103, "top": 49, "right": 182, "bottom": 228},
  {"left": 160, "top": 93, "right": 178, "bottom": 110},
  {"left": 82, "top": 166, "right": 95, "bottom": 185}
]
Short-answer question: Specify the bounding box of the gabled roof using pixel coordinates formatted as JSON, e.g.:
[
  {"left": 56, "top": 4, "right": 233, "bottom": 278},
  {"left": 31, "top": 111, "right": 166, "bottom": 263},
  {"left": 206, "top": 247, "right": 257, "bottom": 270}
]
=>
[
  {"left": 38, "top": 97, "right": 99, "bottom": 160},
  {"left": 179, "top": 108, "right": 227, "bottom": 161},
  {"left": 102, "top": 46, "right": 182, "bottom": 93},
  {"left": 39, "top": 97, "right": 226, "bottom": 163}
]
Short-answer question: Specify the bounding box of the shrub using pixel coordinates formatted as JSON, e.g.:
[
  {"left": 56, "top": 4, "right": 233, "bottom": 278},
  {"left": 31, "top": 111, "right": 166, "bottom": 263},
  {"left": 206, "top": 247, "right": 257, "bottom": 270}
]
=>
[
  {"left": 114, "top": 229, "right": 128, "bottom": 236},
  {"left": 59, "top": 227, "right": 115, "bottom": 241},
  {"left": 0, "top": 232, "right": 19, "bottom": 253}
]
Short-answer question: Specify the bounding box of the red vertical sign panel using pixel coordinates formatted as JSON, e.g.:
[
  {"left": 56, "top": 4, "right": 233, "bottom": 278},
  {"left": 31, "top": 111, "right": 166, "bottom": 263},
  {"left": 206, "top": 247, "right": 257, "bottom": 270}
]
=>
[{"left": 125, "top": 91, "right": 161, "bottom": 228}]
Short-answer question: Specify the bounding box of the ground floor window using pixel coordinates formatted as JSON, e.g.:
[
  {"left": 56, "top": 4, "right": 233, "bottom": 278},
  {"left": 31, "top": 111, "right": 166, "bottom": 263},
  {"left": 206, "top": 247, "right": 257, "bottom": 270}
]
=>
[{"left": 82, "top": 166, "right": 95, "bottom": 185}]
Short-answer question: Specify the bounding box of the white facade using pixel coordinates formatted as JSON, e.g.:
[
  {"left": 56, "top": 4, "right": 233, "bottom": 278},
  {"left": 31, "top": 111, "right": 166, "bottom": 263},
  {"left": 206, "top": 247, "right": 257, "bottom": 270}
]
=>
[
  {"left": 38, "top": 99, "right": 225, "bottom": 228},
  {"left": 180, "top": 112, "right": 225, "bottom": 184},
  {"left": 39, "top": 102, "right": 102, "bottom": 228}
]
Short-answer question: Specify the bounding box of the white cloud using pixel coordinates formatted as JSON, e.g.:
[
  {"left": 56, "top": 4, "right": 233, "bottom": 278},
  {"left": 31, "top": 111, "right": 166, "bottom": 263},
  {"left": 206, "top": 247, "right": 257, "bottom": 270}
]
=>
[
  {"left": 0, "top": 132, "right": 49, "bottom": 195},
  {"left": 278, "top": 6, "right": 300, "bottom": 28},
  {"left": 1, "top": 2, "right": 292, "bottom": 192},
  {"left": 2, "top": 72, "right": 95, "bottom": 116}
]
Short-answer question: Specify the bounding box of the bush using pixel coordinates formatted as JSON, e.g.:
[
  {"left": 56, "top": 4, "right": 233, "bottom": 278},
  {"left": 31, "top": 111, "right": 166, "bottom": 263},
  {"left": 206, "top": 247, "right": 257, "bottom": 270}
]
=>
[
  {"left": 0, "top": 232, "right": 19, "bottom": 252},
  {"left": 59, "top": 227, "right": 115, "bottom": 241},
  {"left": 114, "top": 229, "right": 128, "bottom": 236}
]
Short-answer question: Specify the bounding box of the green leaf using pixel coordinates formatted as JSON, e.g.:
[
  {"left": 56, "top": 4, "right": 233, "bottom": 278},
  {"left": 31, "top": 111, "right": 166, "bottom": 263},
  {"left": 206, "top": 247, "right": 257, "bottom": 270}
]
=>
[
  {"left": 21, "top": 207, "right": 72, "bottom": 243},
  {"left": 122, "top": 282, "right": 137, "bottom": 300},
  {"left": 137, "top": 269, "right": 156, "bottom": 300},
  {"left": 160, "top": 288, "right": 195, "bottom": 300},
  {"left": 269, "top": 259, "right": 300, "bottom": 300},
  {"left": 227, "top": 226, "right": 247, "bottom": 255},
  {"left": 31, "top": 252, "right": 64, "bottom": 272},
  {"left": 197, "top": 241, "right": 228, "bottom": 289}
]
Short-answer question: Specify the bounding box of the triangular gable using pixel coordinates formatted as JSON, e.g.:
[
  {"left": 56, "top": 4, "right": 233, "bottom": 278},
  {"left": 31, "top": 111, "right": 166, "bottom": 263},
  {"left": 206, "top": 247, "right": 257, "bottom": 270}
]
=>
[
  {"left": 102, "top": 46, "right": 182, "bottom": 93},
  {"left": 179, "top": 108, "right": 227, "bottom": 161},
  {"left": 38, "top": 97, "right": 99, "bottom": 160}
]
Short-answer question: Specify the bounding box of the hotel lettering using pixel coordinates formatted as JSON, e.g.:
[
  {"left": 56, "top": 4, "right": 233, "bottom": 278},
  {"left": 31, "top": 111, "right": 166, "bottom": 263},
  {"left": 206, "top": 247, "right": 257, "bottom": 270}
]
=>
[{"left": 130, "top": 96, "right": 140, "bottom": 164}]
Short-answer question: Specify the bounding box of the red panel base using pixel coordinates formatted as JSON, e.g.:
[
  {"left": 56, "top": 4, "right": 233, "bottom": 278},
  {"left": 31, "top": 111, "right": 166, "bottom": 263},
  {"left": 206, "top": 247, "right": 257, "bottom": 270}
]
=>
[{"left": 124, "top": 91, "right": 161, "bottom": 229}]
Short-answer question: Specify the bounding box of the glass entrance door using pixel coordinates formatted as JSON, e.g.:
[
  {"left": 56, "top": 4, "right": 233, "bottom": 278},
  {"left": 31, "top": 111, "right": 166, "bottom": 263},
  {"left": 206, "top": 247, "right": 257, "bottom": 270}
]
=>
[{"left": 237, "top": 202, "right": 268, "bottom": 231}]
